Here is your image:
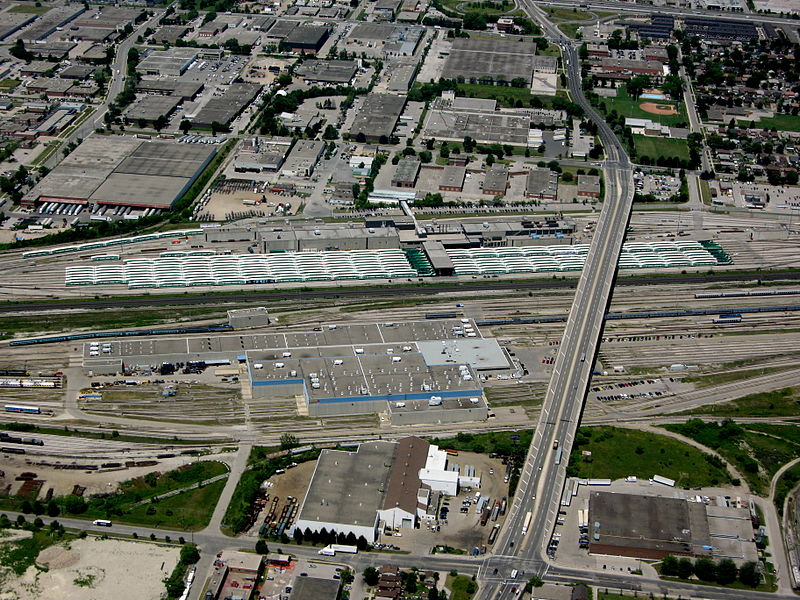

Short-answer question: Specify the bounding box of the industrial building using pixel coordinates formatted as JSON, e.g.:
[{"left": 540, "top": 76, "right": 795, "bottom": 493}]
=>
[
  {"left": 280, "top": 25, "right": 330, "bottom": 54},
  {"left": 245, "top": 321, "right": 503, "bottom": 418},
  {"left": 350, "top": 94, "right": 406, "bottom": 142},
  {"left": 233, "top": 137, "right": 293, "bottom": 172},
  {"left": 524, "top": 168, "right": 558, "bottom": 201},
  {"left": 294, "top": 60, "right": 357, "bottom": 85},
  {"left": 280, "top": 139, "right": 325, "bottom": 177},
  {"left": 258, "top": 225, "right": 400, "bottom": 252},
  {"left": 439, "top": 166, "right": 466, "bottom": 192},
  {"left": 588, "top": 490, "right": 758, "bottom": 562},
  {"left": 442, "top": 38, "right": 536, "bottom": 86},
  {"left": 191, "top": 82, "right": 261, "bottom": 128},
  {"left": 483, "top": 166, "right": 509, "bottom": 195},
  {"left": 577, "top": 175, "right": 601, "bottom": 198},
  {"left": 227, "top": 307, "right": 270, "bottom": 329},
  {"left": 138, "top": 48, "right": 198, "bottom": 76},
  {"left": 25, "top": 136, "right": 216, "bottom": 210},
  {"left": 137, "top": 79, "right": 204, "bottom": 101},
  {"left": 293, "top": 436, "right": 483, "bottom": 542},
  {"left": 391, "top": 158, "right": 421, "bottom": 188},
  {"left": 124, "top": 94, "right": 181, "bottom": 125},
  {"left": 345, "top": 23, "right": 424, "bottom": 58}
]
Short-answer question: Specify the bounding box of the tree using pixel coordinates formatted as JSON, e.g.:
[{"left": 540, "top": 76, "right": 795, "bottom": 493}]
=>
[
  {"left": 486, "top": 153, "right": 495, "bottom": 166},
  {"left": 323, "top": 125, "right": 338, "bottom": 140},
  {"left": 661, "top": 555, "right": 680, "bottom": 576},
  {"left": 180, "top": 544, "right": 200, "bottom": 564},
  {"left": 280, "top": 433, "right": 300, "bottom": 450},
  {"left": 153, "top": 115, "right": 168, "bottom": 132},
  {"left": 10, "top": 39, "right": 33, "bottom": 61},
  {"left": 677, "top": 557, "right": 694, "bottom": 579},
  {"left": 47, "top": 501, "right": 60, "bottom": 517},
  {"left": 20, "top": 500, "right": 32, "bottom": 514},
  {"left": 62, "top": 495, "right": 87, "bottom": 514},
  {"left": 363, "top": 567, "right": 380, "bottom": 586},
  {"left": 211, "top": 121, "right": 230, "bottom": 136},
  {"left": 255, "top": 539, "right": 269, "bottom": 554},
  {"left": 738, "top": 561, "right": 761, "bottom": 587},
  {"left": 715, "top": 558, "right": 738, "bottom": 585},
  {"left": 418, "top": 151, "right": 432, "bottom": 163},
  {"left": 180, "top": 119, "right": 192, "bottom": 135},
  {"left": 463, "top": 12, "right": 487, "bottom": 30},
  {"left": 524, "top": 576, "right": 544, "bottom": 592},
  {"left": 561, "top": 172, "right": 574, "bottom": 183}
]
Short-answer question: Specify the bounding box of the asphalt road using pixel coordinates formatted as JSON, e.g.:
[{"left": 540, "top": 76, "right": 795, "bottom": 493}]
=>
[{"left": 475, "top": 4, "right": 636, "bottom": 599}]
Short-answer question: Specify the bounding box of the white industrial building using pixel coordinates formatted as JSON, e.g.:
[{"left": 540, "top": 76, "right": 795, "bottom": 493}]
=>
[{"left": 292, "top": 436, "right": 482, "bottom": 542}]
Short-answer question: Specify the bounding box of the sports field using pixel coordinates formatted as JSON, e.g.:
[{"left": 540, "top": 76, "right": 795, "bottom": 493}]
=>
[
  {"left": 602, "top": 85, "right": 687, "bottom": 126},
  {"left": 633, "top": 135, "right": 690, "bottom": 162}
]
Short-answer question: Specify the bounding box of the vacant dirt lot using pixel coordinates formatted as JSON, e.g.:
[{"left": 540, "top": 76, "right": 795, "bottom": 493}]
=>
[{"left": 5, "top": 538, "right": 179, "bottom": 600}]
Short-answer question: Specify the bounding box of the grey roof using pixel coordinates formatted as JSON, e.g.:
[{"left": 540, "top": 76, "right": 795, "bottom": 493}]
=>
[
  {"left": 483, "top": 165, "right": 508, "bottom": 193},
  {"left": 577, "top": 174, "right": 600, "bottom": 194},
  {"left": 392, "top": 158, "right": 420, "bottom": 184},
  {"left": 192, "top": 82, "right": 260, "bottom": 127},
  {"left": 124, "top": 94, "right": 181, "bottom": 122},
  {"left": 137, "top": 79, "right": 204, "bottom": 100},
  {"left": 350, "top": 93, "right": 406, "bottom": 139},
  {"left": 283, "top": 24, "right": 329, "bottom": 47},
  {"left": 443, "top": 38, "right": 536, "bottom": 84},
  {"left": 525, "top": 167, "right": 555, "bottom": 195},
  {"left": 440, "top": 165, "right": 466, "bottom": 189},
  {"left": 59, "top": 65, "right": 96, "bottom": 80},
  {"left": 152, "top": 25, "right": 189, "bottom": 43},
  {"left": 296, "top": 442, "right": 396, "bottom": 529},
  {"left": 295, "top": 59, "right": 357, "bottom": 84},
  {"left": 264, "top": 19, "right": 296, "bottom": 39},
  {"left": 589, "top": 491, "right": 711, "bottom": 556}
]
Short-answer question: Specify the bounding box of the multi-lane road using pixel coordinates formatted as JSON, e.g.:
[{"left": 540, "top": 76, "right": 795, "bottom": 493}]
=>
[{"left": 473, "top": 4, "right": 635, "bottom": 598}]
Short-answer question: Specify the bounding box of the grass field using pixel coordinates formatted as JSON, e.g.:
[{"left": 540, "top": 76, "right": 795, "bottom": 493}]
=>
[
  {"left": 446, "top": 574, "right": 478, "bottom": 600},
  {"left": 602, "top": 86, "right": 687, "bottom": 126},
  {"left": 0, "top": 79, "right": 20, "bottom": 90},
  {"left": 679, "top": 387, "right": 800, "bottom": 418},
  {"left": 682, "top": 366, "right": 794, "bottom": 389},
  {"left": 8, "top": 3, "right": 50, "bottom": 13},
  {"left": 633, "top": 136, "right": 690, "bottom": 162},
  {"left": 456, "top": 83, "right": 532, "bottom": 107},
  {"left": 664, "top": 420, "right": 800, "bottom": 495},
  {"left": 740, "top": 114, "right": 800, "bottom": 132},
  {"left": 122, "top": 479, "right": 227, "bottom": 531},
  {"left": 566, "top": 426, "right": 733, "bottom": 488},
  {"left": 58, "top": 461, "right": 229, "bottom": 530},
  {"left": 699, "top": 178, "right": 711, "bottom": 205},
  {"left": 544, "top": 7, "right": 592, "bottom": 20},
  {"left": 558, "top": 22, "right": 582, "bottom": 38},
  {"left": 0, "top": 527, "right": 70, "bottom": 576}
]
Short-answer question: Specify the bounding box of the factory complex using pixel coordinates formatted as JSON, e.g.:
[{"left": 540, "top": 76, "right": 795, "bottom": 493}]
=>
[
  {"left": 82, "top": 320, "right": 510, "bottom": 419},
  {"left": 293, "top": 436, "right": 482, "bottom": 542}
]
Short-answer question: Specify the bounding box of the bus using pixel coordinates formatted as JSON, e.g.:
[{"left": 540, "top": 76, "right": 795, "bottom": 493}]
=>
[
  {"left": 92, "top": 519, "right": 112, "bottom": 527},
  {"left": 4, "top": 404, "right": 41, "bottom": 414}
]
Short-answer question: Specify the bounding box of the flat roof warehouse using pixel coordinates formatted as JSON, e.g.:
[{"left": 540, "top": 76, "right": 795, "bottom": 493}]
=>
[{"left": 25, "top": 137, "right": 217, "bottom": 210}]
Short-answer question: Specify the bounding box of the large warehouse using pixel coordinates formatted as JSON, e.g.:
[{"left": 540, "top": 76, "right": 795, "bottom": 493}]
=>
[
  {"left": 292, "top": 436, "right": 482, "bottom": 542},
  {"left": 588, "top": 491, "right": 758, "bottom": 562},
  {"left": 24, "top": 136, "right": 217, "bottom": 210}
]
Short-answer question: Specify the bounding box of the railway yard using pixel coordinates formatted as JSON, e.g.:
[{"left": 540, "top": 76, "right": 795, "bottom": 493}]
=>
[{"left": 1, "top": 205, "right": 800, "bottom": 600}]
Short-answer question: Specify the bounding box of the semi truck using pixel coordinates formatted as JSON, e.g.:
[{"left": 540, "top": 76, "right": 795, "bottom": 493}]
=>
[{"left": 521, "top": 511, "right": 532, "bottom": 535}]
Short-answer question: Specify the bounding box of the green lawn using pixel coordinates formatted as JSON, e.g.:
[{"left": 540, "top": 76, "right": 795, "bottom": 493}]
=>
[
  {"left": 699, "top": 178, "right": 711, "bottom": 205},
  {"left": 663, "top": 420, "right": 800, "bottom": 495},
  {"left": 633, "top": 136, "right": 690, "bottom": 162},
  {"left": 8, "top": 4, "right": 50, "bottom": 13},
  {"left": 538, "top": 43, "right": 562, "bottom": 57},
  {"left": 456, "top": 83, "right": 532, "bottom": 107},
  {"left": 566, "top": 426, "right": 733, "bottom": 488},
  {"left": 446, "top": 574, "right": 478, "bottom": 600},
  {"left": 558, "top": 22, "right": 582, "bottom": 38},
  {"left": 57, "top": 461, "right": 230, "bottom": 530},
  {"left": 122, "top": 479, "right": 227, "bottom": 531},
  {"left": 679, "top": 387, "right": 800, "bottom": 418},
  {"left": 740, "top": 114, "right": 800, "bottom": 132},
  {"left": 545, "top": 7, "right": 592, "bottom": 20},
  {"left": 0, "top": 79, "right": 20, "bottom": 90},
  {"left": 602, "top": 86, "right": 687, "bottom": 126}
]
